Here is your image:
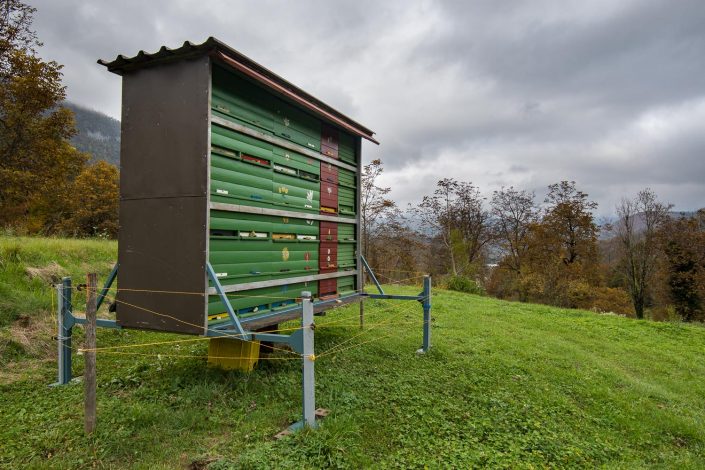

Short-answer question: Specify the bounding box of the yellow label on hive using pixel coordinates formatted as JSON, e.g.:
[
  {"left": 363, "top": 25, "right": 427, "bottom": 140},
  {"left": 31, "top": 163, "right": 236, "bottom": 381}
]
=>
[{"left": 282, "top": 247, "right": 290, "bottom": 261}]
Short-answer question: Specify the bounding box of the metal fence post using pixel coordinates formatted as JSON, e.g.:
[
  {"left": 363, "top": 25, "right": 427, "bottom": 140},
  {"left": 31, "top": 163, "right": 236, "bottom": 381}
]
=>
[
  {"left": 54, "top": 277, "right": 73, "bottom": 385},
  {"left": 301, "top": 291, "right": 316, "bottom": 429},
  {"left": 421, "top": 275, "right": 431, "bottom": 353}
]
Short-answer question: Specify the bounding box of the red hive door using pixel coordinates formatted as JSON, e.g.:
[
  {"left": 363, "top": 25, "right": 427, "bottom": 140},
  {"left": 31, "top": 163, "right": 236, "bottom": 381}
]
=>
[
  {"left": 320, "top": 180, "right": 338, "bottom": 213},
  {"left": 321, "top": 124, "right": 339, "bottom": 159},
  {"left": 320, "top": 162, "right": 338, "bottom": 184},
  {"left": 318, "top": 239, "right": 338, "bottom": 297},
  {"left": 319, "top": 221, "right": 338, "bottom": 242},
  {"left": 319, "top": 277, "right": 337, "bottom": 297},
  {"left": 319, "top": 241, "right": 338, "bottom": 270}
]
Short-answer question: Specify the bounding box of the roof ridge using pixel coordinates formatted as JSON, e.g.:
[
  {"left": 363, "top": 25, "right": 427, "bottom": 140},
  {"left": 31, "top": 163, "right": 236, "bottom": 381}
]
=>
[{"left": 98, "top": 37, "right": 377, "bottom": 143}]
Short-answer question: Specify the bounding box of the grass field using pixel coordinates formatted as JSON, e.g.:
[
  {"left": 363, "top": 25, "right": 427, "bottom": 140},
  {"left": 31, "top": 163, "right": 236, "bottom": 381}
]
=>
[{"left": 1, "top": 236, "right": 705, "bottom": 468}]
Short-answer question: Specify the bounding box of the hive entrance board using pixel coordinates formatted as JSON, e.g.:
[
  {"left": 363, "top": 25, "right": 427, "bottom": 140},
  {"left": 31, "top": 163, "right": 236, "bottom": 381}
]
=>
[{"left": 100, "top": 38, "right": 375, "bottom": 335}]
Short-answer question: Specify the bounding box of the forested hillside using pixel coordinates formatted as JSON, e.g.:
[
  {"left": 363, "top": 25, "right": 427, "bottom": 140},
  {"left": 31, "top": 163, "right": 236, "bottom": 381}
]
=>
[{"left": 64, "top": 102, "right": 120, "bottom": 166}]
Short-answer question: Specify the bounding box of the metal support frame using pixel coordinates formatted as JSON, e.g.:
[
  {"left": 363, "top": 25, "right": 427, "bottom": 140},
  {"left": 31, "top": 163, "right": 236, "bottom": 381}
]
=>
[
  {"left": 213, "top": 288, "right": 317, "bottom": 432},
  {"left": 204, "top": 264, "right": 318, "bottom": 430},
  {"left": 360, "top": 255, "right": 384, "bottom": 295},
  {"left": 421, "top": 275, "right": 432, "bottom": 353},
  {"left": 288, "top": 291, "right": 316, "bottom": 430},
  {"left": 206, "top": 262, "right": 249, "bottom": 340},
  {"left": 96, "top": 263, "right": 118, "bottom": 311},
  {"left": 360, "top": 269, "right": 432, "bottom": 353},
  {"left": 52, "top": 268, "right": 121, "bottom": 387},
  {"left": 54, "top": 259, "right": 428, "bottom": 434},
  {"left": 52, "top": 277, "right": 73, "bottom": 386}
]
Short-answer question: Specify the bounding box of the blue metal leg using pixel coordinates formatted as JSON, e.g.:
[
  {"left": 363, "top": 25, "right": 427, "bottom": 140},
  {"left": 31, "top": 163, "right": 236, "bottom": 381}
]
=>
[
  {"left": 301, "top": 291, "right": 316, "bottom": 429},
  {"left": 360, "top": 255, "right": 384, "bottom": 295},
  {"left": 206, "top": 262, "right": 249, "bottom": 340},
  {"left": 287, "top": 290, "right": 317, "bottom": 433},
  {"left": 420, "top": 275, "right": 432, "bottom": 353},
  {"left": 96, "top": 263, "right": 118, "bottom": 311},
  {"left": 52, "top": 277, "right": 73, "bottom": 386}
]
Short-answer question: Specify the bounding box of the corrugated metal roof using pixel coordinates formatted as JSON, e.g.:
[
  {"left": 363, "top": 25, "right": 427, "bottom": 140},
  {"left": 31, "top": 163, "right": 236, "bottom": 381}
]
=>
[{"left": 98, "top": 37, "right": 378, "bottom": 144}]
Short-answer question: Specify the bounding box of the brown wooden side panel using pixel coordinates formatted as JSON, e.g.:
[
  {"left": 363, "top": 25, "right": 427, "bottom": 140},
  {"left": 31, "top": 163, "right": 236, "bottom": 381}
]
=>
[
  {"left": 117, "top": 197, "right": 207, "bottom": 334},
  {"left": 120, "top": 56, "right": 211, "bottom": 199},
  {"left": 116, "top": 56, "right": 210, "bottom": 335}
]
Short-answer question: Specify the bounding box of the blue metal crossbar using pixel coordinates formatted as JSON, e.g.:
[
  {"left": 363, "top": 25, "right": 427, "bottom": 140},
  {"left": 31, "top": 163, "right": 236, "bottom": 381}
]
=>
[{"left": 209, "top": 292, "right": 362, "bottom": 333}]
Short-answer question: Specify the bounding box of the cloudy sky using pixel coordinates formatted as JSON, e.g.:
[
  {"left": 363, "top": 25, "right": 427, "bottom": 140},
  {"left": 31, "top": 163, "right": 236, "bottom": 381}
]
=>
[{"left": 30, "top": 0, "right": 705, "bottom": 215}]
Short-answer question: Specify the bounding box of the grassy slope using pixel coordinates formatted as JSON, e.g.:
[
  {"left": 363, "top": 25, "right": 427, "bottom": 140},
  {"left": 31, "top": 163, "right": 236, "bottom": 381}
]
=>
[
  {"left": 0, "top": 236, "right": 117, "bottom": 326},
  {"left": 1, "top": 236, "right": 705, "bottom": 468}
]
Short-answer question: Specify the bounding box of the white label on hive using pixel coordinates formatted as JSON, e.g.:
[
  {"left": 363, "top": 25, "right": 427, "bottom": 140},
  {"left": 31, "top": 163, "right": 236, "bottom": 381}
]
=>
[
  {"left": 216, "top": 273, "right": 227, "bottom": 278},
  {"left": 216, "top": 189, "right": 229, "bottom": 195}
]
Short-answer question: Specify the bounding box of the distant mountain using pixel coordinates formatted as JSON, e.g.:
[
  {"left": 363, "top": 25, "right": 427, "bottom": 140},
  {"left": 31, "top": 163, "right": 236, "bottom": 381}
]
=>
[
  {"left": 64, "top": 102, "right": 120, "bottom": 166},
  {"left": 602, "top": 210, "right": 700, "bottom": 238}
]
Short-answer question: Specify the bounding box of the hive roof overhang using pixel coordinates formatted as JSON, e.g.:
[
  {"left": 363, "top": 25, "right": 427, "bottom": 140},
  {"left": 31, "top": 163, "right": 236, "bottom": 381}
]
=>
[{"left": 98, "top": 37, "right": 378, "bottom": 144}]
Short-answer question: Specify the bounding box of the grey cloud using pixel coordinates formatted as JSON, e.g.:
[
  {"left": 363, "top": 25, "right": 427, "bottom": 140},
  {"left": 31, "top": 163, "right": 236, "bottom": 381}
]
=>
[{"left": 28, "top": 0, "right": 705, "bottom": 216}]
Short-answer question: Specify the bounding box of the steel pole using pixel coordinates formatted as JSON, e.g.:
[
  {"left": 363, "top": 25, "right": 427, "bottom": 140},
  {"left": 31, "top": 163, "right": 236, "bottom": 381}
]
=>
[
  {"left": 55, "top": 280, "right": 65, "bottom": 385},
  {"left": 301, "top": 291, "right": 316, "bottom": 428},
  {"left": 54, "top": 277, "right": 73, "bottom": 385},
  {"left": 421, "top": 275, "right": 431, "bottom": 353}
]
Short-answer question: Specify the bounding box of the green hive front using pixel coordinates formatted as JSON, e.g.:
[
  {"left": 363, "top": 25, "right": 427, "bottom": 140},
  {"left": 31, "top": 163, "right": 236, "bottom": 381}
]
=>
[{"left": 103, "top": 38, "right": 376, "bottom": 335}]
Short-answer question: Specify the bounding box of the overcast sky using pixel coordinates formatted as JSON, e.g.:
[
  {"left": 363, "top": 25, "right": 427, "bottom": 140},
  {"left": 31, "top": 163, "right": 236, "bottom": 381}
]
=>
[{"left": 30, "top": 0, "right": 705, "bottom": 216}]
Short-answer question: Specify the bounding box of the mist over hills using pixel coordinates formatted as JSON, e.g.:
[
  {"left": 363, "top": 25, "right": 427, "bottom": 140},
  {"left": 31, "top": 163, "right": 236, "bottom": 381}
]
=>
[{"left": 64, "top": 101, "right": 120, "bottom": 166}]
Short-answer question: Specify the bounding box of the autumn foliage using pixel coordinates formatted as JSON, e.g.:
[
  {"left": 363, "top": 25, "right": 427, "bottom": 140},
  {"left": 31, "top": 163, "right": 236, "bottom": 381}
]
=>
[{"left": 0, "top": 1, "right": 119, "bottom": 238}]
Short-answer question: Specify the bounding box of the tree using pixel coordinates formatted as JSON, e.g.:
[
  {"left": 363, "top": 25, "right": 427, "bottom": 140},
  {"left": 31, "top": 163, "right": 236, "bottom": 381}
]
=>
[
  {"left": 543, "top": 181, "right": 599, "bottom": 266},
  {"left": 453, "top": 182, "right": 493, "bottom": 272},
  {"left": 615, "top": 189, "right": 672, "bottom": 319},
  {"left": 415, "top": 179, "right": 492, "bottom": 276},
  {"left": 490, "top": 186, "right": 538, "bottom": 274},
  {"left": 59, "top": 161, "right": 119, "bottom": 237},
  {"left": 415, "top": 178, "right": 460, "bottom": 275},
  {"left": 0, "top": 1, "right": 87, "bottom": 230},
  {"left": 515, "top": 181, "right": 601, "bottom": 306},
  {"left": 367, "top": 209, "right": 424, "bottom": 283},
  {"left": 659, "top": 210, "right": 705, "bottom": 322},
  {"left": 0, "top": 0, "right": 40, "bottom": 76},
  {"left": 360, "top": 159, "right": 395, "bottom": 260}
]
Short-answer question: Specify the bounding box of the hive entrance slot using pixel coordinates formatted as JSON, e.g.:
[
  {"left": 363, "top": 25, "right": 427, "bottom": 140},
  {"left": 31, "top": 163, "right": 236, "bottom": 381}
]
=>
[
  {"left": 210, "top": 229, "right": 237, "bottom": 237},
  {"left": 241, "top": 154, "right": 271, "bottom": 167}
]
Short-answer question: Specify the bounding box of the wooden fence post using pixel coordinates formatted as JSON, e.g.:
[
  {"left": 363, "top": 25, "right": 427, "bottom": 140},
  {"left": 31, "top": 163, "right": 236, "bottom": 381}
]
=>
[{"left": 84, "top": 272, "right": 97, "bottom": 434}]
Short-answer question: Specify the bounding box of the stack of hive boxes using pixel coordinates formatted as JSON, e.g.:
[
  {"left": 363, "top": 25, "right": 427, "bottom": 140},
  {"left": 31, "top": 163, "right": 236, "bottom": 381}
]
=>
[{"left": 207, "top": 66, "right": 358, "bottom": 326}]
